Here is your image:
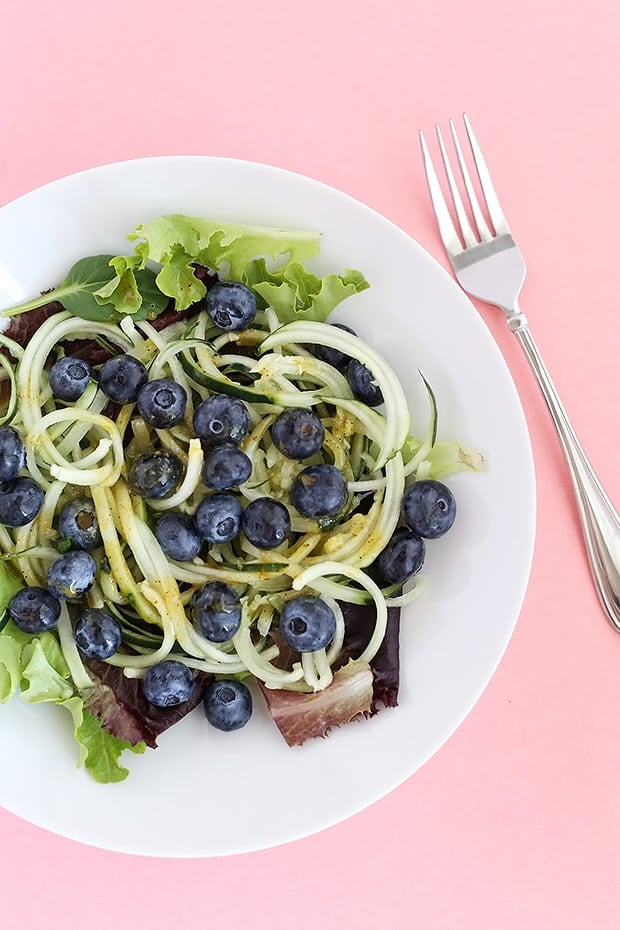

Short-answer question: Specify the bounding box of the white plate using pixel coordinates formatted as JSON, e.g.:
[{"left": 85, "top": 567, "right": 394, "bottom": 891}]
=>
[{"left": 0, "top": 157, "right": 535, "bottom": 857}]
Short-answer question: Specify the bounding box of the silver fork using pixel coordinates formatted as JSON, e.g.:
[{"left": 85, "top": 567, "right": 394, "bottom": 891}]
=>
[{"left": 420, "top": 115, "right": 620, "bottom": 632}]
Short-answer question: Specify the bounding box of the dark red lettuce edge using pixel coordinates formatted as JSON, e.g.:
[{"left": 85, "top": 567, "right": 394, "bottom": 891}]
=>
[{"left": 83, "top": 659, "right": 212, "bottom": 749}]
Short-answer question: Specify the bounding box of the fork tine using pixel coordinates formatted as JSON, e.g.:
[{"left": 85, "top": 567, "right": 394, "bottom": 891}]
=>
[
  {"left": 434, "top": 125, "right": 479, "bottom": 249},
  {"left": 419, "top": 129, "right": 464, "bottom": 255},
  {"left": 449, "top": 118, "right": 493, "bottom": 242},
  {"left": 462, "top": 114, "right": 511, "bottom": 236}
]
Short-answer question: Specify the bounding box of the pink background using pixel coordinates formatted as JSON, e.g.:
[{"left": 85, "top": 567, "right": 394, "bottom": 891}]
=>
[{"left": 1, "top": 1, "right": 619, "bottom": 927}]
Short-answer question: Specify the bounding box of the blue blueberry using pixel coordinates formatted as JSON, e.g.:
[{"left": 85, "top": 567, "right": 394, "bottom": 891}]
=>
[
  {"left": 190, "top": 581, "right": 242, "bottom": 642},
  {"left": 279, "top": 596, "right": 336, "bottom": 652},
  {"left": 0, "top": 427, "right": 26, "bottom": 482},
  {"left": 206, "top": 281, "right": 257, "bottom": 332},
  {"left": 98, "top": 354, "right": 148, "bottom": 404},
  {"left": 49, "top": 356, "right": 92, "bottom": 402},
  {"left": 47, "top": 550, "right": 97, "bottom": 600},
  {"left": 241, "top": 497, "right": 291, "bottom": 549},
  {"left": 312, "top": 323, "right": 357, "bottom": 370},
  {"left": 402, "top": 479, "right": 457, "bottom": 539},
  {"left": 202, "top": 444, "right": 252, "bottom": 490},
  {"left": 137, "top": 379, "right": 187, "bottom": 429},
  {"left": 203, "top": 679, "right": 252, "bottom": 731},
  {"left": 155, "top": 512, "right": 202, "bottom": 561},
  {"left": 74, "top": 608, "right": 122, "bottom": 659},
  {"left": 374, "top": 528, "right": 425, "bottom": 585},
  {"left": 194, "top": 492, "right": 243, "bottom": 544},
  {"left": 193, "top": 394, "right": 250, "bottom": 446},
  {"left": 8, "top": 586, "right": 61, "bottom": 634},
  {"left": 0, "top": 477, "right": 44, "bottom": 527},
  {"left": 290, "top": 464, "right": 347, "bottom": 518},
  {"left": 142, "top": 660, "right": 194, "bottom": 707},
  {"left": 346, "top": 358, "right": 384, "bottom": 407},
  {"left": 128, "top": 451, "right": 182, "bottom": 499},
  {"left": 58, "top": 498, "right": 102, "bottom": 550},
  {"left": 270, "top": 408, "right": 325, "bottom": 460}
]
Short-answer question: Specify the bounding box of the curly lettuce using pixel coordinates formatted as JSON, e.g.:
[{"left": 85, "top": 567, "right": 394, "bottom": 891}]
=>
[
  {"left": 0, "top": 599, "right": 145, "bottom": 783},
  {"left": 108, "top": 213, "right": 369, "bottom": 318}
]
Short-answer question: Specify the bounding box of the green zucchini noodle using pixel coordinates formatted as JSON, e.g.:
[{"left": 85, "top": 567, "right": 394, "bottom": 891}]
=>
[{"left": 1, "top": 303, "right": 442, "bottom": 696}]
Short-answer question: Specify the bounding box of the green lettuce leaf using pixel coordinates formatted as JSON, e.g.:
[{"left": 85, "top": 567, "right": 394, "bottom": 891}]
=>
[
  {"left": 21, "top": 639, "right": 73, "bottom": 703},
  {"left": 0, "top": 619, "right": 146, "bottom": 782},
  {"left": 247, "top": 259, "right": 370, "bottom": 324},
  {"left": 424, "top": 440, "right": 485, "bottom": 477},
  {"left": 93, "top": 256, "right": 169, "bottom": 320},
  {"left": 130, "top": 214, "right": 321, "bottom": 279},
  {"left": 116, "top": 213, "right": 320, "bottom": 310},
  {"left": 120, "top": 214, "right": 322, "bottom": 312},
  {"left": 105, "top": 214, "right": 368, "bottom": 321},
  {"left": 402, "top": 436, "right": 485, "bottom": 478},
  {"left": 0, "top": 632, "right": 22, "bottom": 702},
  {"left": 0, "top": 561, "right": 23, "bottom": 633},
  {"left": 2, "top": 214, "right": 370, "bottom": 324},
  {"left": 1, "top": 254, "right": 169, "bottom": 323},
  {"left": 0, "top": 619, "right": 72, "bottom": 703},
  {"left": 59, "top": 696, "right": 89, "bottom": 767},
  {"left": 60, "top": 697, "right": 146, "bottom": 783},
  {"left": 152, "top": 243, "right": 206, "bottom": 310}
]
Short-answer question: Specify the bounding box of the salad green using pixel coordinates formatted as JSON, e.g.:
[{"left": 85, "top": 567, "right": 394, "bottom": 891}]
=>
[
  {"left": 0, "top": 213, "right": 483, "bottom": 782},
  {"left": 0, "top": 603, "right": 145, "bottom": 782},
  {"left": 3, "top": 214, "right": 369, "bottom": 324}
]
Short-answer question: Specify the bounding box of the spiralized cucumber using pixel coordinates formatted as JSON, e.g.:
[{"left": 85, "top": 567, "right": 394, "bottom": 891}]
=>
[{"left": 0, "top": 302, "right": 441, "bottom": 697}]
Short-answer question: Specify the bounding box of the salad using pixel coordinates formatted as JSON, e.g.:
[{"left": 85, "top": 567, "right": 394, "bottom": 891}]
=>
[{"left": 0, "top": 214, "right": 482, "bottom": 782}]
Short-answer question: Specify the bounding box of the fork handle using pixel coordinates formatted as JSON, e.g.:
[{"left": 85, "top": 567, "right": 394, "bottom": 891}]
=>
[{"left": 511, "top": 315, "right": 620, "bottom": 631}]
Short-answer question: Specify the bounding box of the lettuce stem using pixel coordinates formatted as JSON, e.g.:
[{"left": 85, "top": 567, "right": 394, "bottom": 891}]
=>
[{"left": 1, "top": 286, "right": 75, "bottom": 318}]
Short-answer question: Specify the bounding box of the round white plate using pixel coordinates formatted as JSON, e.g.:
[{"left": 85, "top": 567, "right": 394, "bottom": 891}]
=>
[{"left": 0, "top": 157, "right": 535, "bottom": 857}]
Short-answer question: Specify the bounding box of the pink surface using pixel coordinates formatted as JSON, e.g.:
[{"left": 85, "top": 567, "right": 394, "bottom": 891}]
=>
[{"left": 1, "top": 0, "right": 619, "bottom": 927}]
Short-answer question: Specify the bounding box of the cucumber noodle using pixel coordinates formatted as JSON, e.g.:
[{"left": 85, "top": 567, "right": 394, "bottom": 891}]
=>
[{"left": 0, "top": 307, "right": 429, "bottom": 694}]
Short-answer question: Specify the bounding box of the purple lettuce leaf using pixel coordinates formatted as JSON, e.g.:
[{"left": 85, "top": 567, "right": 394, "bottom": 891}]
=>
[
  {"left": 337, "top": 600, "right": 402, "bottom": 713},
  {"left": 4, "top": 299, "right": 63, "bottom": 347},
  {"left": 258, "top": 659, "right": 374, "bottom": 747},
  {"left": 83, "top": 659, "right": 212, "bottom": 749},
  {"left": 258, "top": 599, "right": 402, "bottom": 747}
]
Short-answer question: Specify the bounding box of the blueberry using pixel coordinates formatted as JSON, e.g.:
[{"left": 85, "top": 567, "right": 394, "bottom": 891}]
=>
[
  {"left": 137, "top": 379, "right": 187, "bottom": 429},
  {"left": 241, "top": 497, "right": 291, "bottom": 549},
  {"left": 202, "top": 444, "right": 252, "bottom": 490},
  {"left": 270, "top": 408, "right": 325, "bottom": 460},
  {"left": 203, "top": 679, "right": 252, "bottom": 731},
  {"left": 74, "top": 608, "right": 122, "bottom": 659},
  {"left": 49, "top": 356, "right": 92, "bottom": 402},
  {"left": 0, "top": 427, "right": 26, "bottom": 481},
  {"left": 193, "top": 394, "right": 250, "bottom": 446},
  {"left": 58, "top": 498, "right": 102, "bottom": 550},
  {"left": 312, "top": 323, "right": 357, "bottom": 370},
  {"left": 98, "top": 354, "right": 148, "bottom": 404},
  {"left": 155, "top": 512, "right": 202, "bottom": 561},
  {"left": 194, "top": 492, "right": 243, "bottom": 544},
  {"left": 142, "top": 660, "right": 194, "bottom": 707},
  {"left": 190, "top": 581, "right": 242, "bottom": 642},
  {"left": 374, "top": 528, "right": 425, "bottom": 585},
  {"left": 402, "top": 479, "right": 457, "bottom": 539},
  {"left": 47, "top": 550, "right": 96, "bottom": 600},
  {"left": 290, "top": 464, "right": 348, "bottom": 519},
  {"left": 346, "top": 358, "right": 384, "bottom": 407},
  {"left": 206, "top": 281, "right": 257, "bottom": 332},
  {"left": 8, "top": 586, "right": 61, "bottom": 634},
  {"left": 128, "top": 451, "right": 182, "bottom": 499},
  {"left": 279, "top": 595, "right": 336, "bottom": 652},
  {"left": 0, "top": 477, "right": 44, "bottom": 527}
]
